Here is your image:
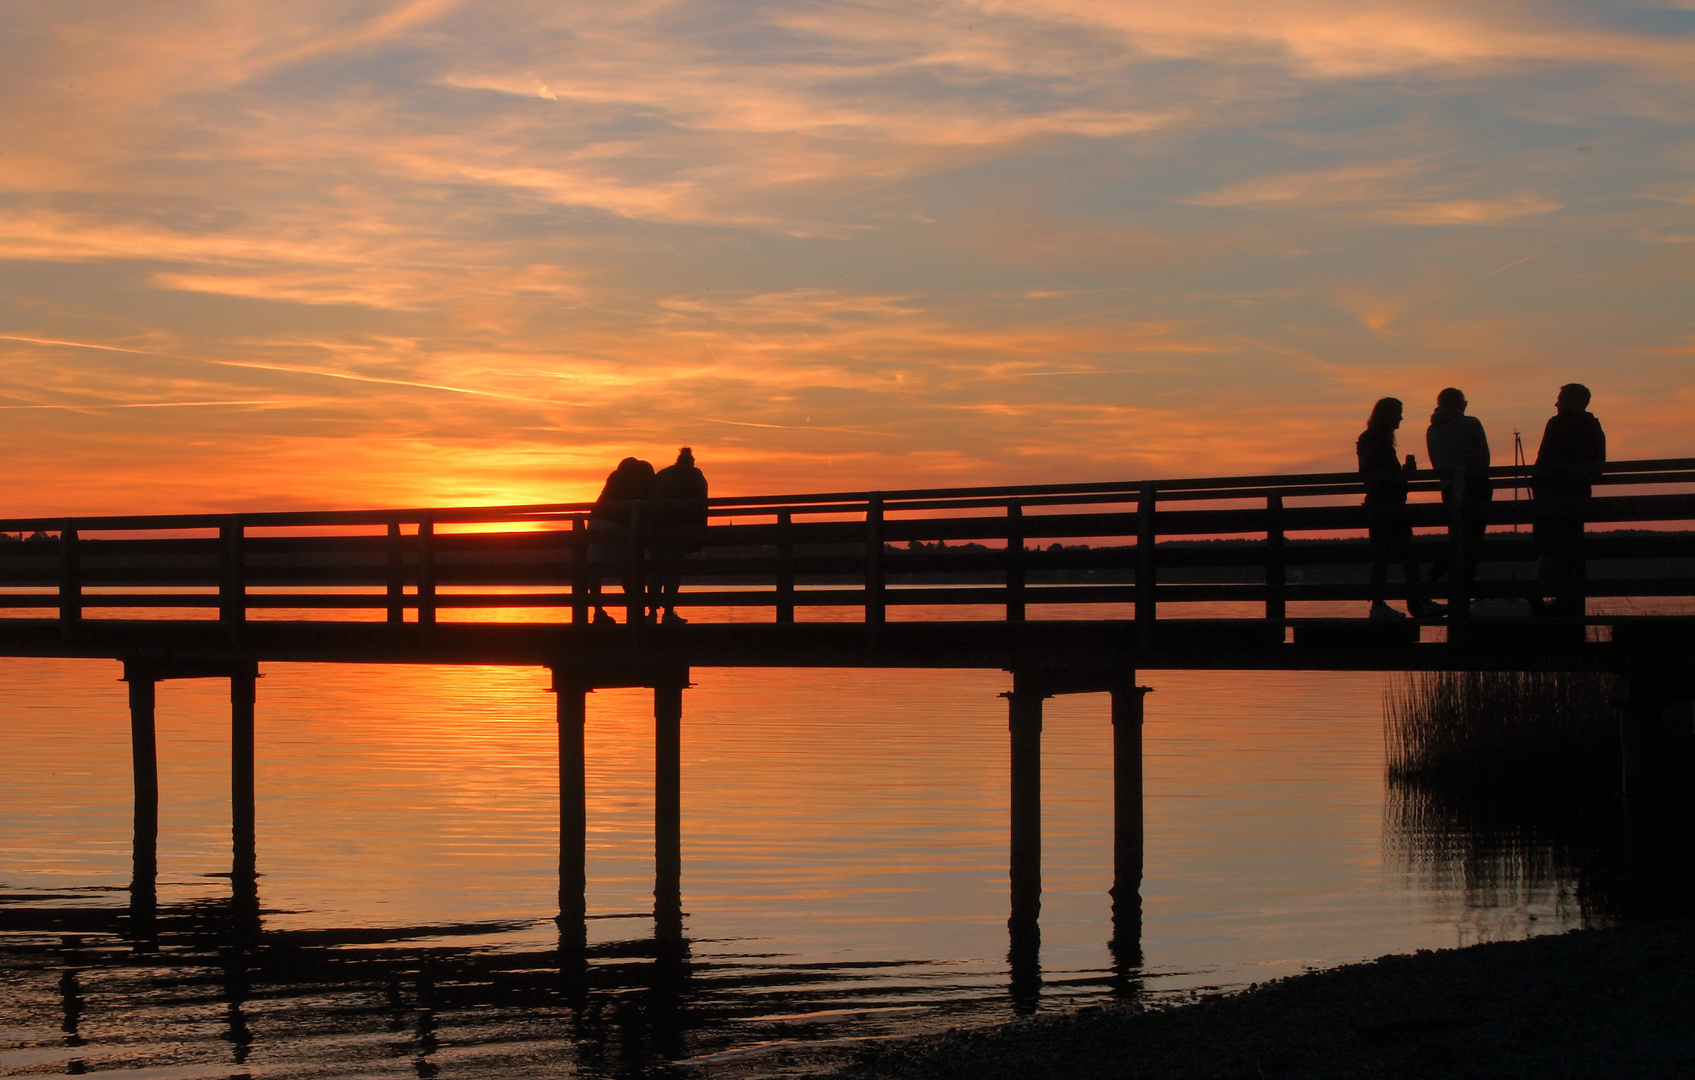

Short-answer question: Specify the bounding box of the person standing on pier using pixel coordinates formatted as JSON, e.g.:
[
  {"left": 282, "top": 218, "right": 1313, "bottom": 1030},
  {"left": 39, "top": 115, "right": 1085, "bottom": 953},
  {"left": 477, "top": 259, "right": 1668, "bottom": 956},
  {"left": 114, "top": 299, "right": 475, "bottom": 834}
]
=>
[
  {"left": 1532, "top": 383, "right": 1606, "bottom": 618},
  {"left": 587, "top": 456, "right": 655, "bottom": 624},
  {"left": 647, "top": 447, "right": 709, "bottom": 626},
  {"left": 1425, "top": 387, "right": 1492, "bottom": 603},
  {"left": 1357, "top": 398, "right": 1436, "bottom": 619}
]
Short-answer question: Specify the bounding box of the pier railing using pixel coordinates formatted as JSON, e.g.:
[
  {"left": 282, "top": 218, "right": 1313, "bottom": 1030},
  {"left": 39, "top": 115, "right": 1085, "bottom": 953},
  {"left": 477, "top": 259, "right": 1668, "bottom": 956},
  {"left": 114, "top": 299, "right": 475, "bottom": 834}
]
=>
[{"left": 1, "top": 457, "right": 1692, "bottom": 634}]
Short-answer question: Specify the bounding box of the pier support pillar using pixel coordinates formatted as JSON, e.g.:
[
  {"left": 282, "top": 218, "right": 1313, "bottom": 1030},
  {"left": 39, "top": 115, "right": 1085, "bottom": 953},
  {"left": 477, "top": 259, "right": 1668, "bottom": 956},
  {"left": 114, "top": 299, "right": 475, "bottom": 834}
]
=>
[
  {"left": 1110, "top": 681, "right": 1150, "bottom": 976},
  {"left": 1005, "top": 678, "right": 1045, "bottom": 1011},
  {"left": 231, "top": 672, "right": 257, "bottom": 889},
  {"left": 1007, "top": 683, "right": 1045, "bottom": 928},
  {"left": 654, "top": 679, "right": 684, "bottom": 945},
  {"left": 555, "top": 674, "right": 589, "bottom": 947},
  {"left": 126, "top": 673, "right": 158, "bottom": 927}
]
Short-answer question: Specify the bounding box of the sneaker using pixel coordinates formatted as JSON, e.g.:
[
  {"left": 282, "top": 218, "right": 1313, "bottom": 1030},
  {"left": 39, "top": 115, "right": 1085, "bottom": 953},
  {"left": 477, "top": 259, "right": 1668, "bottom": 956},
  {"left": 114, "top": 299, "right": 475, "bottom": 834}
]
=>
[
  {"left": 1370, "top": 602, "right": 1407, "bottom": 621},
  {"left": 592, "top": 608, "right": 615, "bottom": 625},
  {"left": 662, "top": 610, "right": 688, "bottom": 626}
]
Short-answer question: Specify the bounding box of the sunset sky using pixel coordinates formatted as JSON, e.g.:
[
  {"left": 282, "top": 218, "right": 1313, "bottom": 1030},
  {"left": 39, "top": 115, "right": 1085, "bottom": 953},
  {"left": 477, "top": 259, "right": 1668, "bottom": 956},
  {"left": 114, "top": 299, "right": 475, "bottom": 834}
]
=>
[{"left": 3, "top": 1, "right": 1691, "bottom": 515}]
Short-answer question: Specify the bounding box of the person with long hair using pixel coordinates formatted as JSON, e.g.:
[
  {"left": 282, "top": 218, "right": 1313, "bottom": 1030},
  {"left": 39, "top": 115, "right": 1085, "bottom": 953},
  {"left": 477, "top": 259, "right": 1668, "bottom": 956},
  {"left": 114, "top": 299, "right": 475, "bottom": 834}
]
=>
[
  {"left": 1357, "top": 397, "right": 1438, "bottom": 619},
  {"left": 586, "top": 456, "right": 655, "bottom": 624}
]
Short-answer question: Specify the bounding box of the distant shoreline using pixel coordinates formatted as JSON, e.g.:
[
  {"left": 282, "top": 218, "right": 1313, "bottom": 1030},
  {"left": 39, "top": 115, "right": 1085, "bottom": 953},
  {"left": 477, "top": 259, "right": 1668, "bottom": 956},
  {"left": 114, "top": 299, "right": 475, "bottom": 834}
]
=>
[{"left": 796, "top": 918, "right": 1695, "bottom": 1079}]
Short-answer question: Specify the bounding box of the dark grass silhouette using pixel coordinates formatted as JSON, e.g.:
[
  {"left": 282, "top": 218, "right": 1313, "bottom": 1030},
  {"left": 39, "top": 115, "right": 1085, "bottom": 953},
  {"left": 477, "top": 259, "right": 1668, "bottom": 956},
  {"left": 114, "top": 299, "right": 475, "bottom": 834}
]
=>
[
  {"left": 1384, "top": 671, "right": 1621, "bottom": 790},
  {"left": 1383, "top": 671, "right": 1628, "bottom": 925}
]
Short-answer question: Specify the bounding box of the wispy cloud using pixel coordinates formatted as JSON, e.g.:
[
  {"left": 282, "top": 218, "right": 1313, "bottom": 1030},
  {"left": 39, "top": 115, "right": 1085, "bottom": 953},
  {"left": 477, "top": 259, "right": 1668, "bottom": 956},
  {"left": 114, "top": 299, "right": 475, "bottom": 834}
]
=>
[{"left": 0, "top": 0, "right": 1689, "bottom": 513}]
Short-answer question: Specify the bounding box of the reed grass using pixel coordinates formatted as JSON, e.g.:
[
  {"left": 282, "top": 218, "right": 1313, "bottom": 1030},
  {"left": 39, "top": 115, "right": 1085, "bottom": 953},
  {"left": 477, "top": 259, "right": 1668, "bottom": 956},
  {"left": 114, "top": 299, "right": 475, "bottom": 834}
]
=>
[
  {"left": 1384, "top": 671, "right": 1622, "bottom": 789},
  {"left": 1384, "top": 671, "right": 1629, "bottom": 925}
]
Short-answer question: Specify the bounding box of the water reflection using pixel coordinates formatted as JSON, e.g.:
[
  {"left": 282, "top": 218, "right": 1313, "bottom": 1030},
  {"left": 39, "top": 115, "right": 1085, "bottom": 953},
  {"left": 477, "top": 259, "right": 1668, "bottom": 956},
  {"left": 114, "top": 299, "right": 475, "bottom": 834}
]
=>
[
  {"left": 3, "top": 878, "right": 1115, "bottom": 1077},
  {"left": 1384, "top": 772, "right": 1694, "bottom": 933}
]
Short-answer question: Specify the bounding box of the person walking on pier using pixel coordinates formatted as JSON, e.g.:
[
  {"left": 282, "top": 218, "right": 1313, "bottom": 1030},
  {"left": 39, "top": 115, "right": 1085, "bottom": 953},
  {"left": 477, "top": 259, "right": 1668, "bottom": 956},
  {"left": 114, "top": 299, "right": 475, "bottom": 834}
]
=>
[
  {"left": 1532, "top": 383, "right": 1606, "bottom": 618},
  {"left": 647, "top": 447, "right": 709, "bottom": 626},
  {"left": 1425, "top": 388, "right": 1492, "bottom": 604},
  {"left": 587, "top": 456, "right": 655, "bottom": 624},
  {"left": 1357, "top": 398, "right": 1437, "bottom": 619}
]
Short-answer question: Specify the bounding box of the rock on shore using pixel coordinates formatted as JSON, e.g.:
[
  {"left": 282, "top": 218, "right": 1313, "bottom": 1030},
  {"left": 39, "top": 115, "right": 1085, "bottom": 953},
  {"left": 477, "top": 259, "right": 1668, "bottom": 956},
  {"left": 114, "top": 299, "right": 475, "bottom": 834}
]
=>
[{"left": 820, "top": 919, "right": 1695, "bottom": 1080}]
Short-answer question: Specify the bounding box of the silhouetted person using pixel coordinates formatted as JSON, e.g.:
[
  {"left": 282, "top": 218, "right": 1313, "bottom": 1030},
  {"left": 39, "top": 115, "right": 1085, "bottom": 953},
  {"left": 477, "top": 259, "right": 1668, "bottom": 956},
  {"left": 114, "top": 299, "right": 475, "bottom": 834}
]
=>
[
  {"left": 1425, "top": 387, "right": 1491, "bottom": 603},
  {"left": 1357, "top": 398, "right": 1437, "bottom": 619},
  {"left": 647, "top": 448, "right": 708, "bottom": 625},
  {"left": 587, "top": 457, "right": 655, "bottom": 624},
  {"left": 1533, "top": 383, "right": 1605, "bottom": 618}
]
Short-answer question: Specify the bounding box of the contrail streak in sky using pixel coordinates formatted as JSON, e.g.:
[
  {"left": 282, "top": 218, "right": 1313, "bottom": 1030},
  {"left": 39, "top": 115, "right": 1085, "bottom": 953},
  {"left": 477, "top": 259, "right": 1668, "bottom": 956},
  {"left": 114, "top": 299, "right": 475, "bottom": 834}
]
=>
[
  {"left": 0, "top": 400, "right": 300, "bottom": 410},
  {"left": 0, "top": 334, "right": 570, "bottom": 405},
  {"left": 696, "top": 417, "right": 894, "bottom": 437}
]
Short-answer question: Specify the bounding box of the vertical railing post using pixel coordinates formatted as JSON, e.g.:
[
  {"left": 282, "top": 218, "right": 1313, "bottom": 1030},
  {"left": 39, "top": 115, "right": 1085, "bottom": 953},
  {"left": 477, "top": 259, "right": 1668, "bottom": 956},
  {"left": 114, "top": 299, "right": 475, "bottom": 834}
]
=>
[
  {"left": 1135, "top": 483, "right": 1156, "bottom": 649},
  {"left": 1447, "top": 472, "right": 1468, "bottom": 648},
  {"left": 417, "top": 514, "right": 436, "bottom": 633},
  {"left": 385, "top": 519, "right": 405, "bottom": 624},
  {"left": 220, "top": 516, "right": 246, "bottom": 635},
  {"left": 1006, "top": 502, "right": 1026, "bottom": 623},
  {"left": 58, "top": 521, "right": 81, "bottom": 631},
  {"left": 776, "top": 508, "right": 795, "bottom": 625},
  {"left": 626, "top": 501, "right": 646, "bottom": 628},
  {"left": 865, "top": 494, "right": 886, "bottom": 639},
  {"left": 1266, "top": 493, "right": 1285, "bottom": 624},
  {"left": 569, "top": 517, "right": 589, "bottom": 625}
]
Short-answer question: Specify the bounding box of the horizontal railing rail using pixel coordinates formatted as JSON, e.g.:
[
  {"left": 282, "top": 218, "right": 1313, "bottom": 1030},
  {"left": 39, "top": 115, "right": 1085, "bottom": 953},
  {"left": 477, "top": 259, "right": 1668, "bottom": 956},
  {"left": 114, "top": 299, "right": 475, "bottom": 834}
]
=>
[{"left": 0, "top": 458, "right": 1689, "bottom": 637}]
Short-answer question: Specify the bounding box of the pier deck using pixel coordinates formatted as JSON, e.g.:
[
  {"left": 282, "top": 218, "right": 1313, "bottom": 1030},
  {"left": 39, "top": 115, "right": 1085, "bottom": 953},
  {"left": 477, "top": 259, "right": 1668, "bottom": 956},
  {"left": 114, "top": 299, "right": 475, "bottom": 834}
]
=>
[{"left": 4, "top": 458, "right": 1692, "bottom": 982}]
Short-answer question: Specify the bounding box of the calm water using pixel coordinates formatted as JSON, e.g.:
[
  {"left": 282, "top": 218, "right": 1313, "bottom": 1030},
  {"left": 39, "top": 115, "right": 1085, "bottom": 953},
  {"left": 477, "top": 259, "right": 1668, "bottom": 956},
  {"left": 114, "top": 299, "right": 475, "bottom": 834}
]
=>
[{"left": 0, "top": 634, "right": 1617, "bottom": 1078}]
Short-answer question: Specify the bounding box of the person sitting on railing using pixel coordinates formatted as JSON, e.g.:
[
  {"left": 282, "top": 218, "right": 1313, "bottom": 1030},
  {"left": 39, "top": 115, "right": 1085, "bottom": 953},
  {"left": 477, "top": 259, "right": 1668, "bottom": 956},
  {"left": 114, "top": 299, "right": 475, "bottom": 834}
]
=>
[
  {"left": 587, "top": 457, "right": 655, "bottom": 624},
  {"left": 1425, "top": 387, "right": 1492, "bottom": 604},
  {"left": 646, "top": 447, "right": 709, "bottom": 626},
  {"left": 1357, "top": 397, "right": 1440, "bottom": 620},
  {"left": 1532, "top": 383, "right": 1606, "bottom": 619}
]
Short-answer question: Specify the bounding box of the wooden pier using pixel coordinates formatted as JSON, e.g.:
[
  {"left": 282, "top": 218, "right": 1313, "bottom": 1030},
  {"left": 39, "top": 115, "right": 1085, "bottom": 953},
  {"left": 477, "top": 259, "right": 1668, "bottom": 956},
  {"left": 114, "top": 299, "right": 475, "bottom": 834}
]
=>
[{"left": 4, "top": 458, "right": 1694, "bottom": 974}]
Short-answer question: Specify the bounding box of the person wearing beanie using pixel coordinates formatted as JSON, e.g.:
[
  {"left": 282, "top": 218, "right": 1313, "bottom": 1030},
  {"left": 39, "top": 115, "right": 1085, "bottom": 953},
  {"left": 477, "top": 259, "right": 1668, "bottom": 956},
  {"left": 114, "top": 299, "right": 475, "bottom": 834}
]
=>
[{"left": 1425, "top": 388, "right": 1491, "bottom": 602}]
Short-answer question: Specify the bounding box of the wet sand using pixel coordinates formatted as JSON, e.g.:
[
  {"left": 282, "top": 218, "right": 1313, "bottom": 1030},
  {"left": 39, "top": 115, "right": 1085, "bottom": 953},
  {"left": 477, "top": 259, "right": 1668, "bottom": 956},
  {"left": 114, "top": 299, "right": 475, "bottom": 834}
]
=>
[{"left": 808, "top": 918, "right": 1695, "bottom": 1080}]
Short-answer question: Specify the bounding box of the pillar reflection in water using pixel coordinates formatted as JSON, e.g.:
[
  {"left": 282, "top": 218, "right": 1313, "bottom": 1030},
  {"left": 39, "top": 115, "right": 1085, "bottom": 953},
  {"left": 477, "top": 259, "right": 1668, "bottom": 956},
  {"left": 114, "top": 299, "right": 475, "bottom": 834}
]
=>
[{"left": 221, "top": 946, "right": 254, "bottom": 1065}]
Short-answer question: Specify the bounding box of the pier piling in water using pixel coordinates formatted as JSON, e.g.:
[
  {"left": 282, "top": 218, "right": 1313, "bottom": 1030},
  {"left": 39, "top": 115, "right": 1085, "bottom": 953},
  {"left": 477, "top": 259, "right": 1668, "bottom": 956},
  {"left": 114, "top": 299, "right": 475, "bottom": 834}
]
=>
[
  {"left": 655, "top": 679, "right": 684, "bottom": 945},
  {"left": 1006, "top": 679, "right": 1045, "bottom": 931},
  {"left": 125, "top": 672, "right": 158, "bottom": 922},
  {"left": 231, "top": 671, "right": 257, "bottom": 885},
  {"left": 1111, "top": 680, "right": 1149, "bottom": 966},
  {"left": 548, "top": 667, "right": 690, "bottom": 945},
  {"left": 1006, "top": 668, "right": 1146, "bottom": 1002},
  {"left": 554, "top": 675, "right": 589, "bottom": 946}
]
